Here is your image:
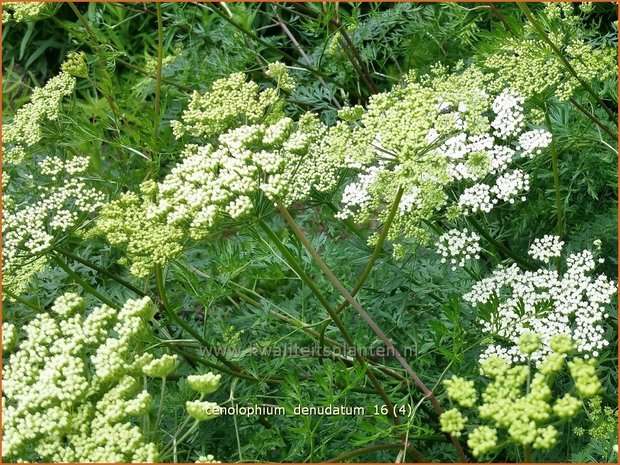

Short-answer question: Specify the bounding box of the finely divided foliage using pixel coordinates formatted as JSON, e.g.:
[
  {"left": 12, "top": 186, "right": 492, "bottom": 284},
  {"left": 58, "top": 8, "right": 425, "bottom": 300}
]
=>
[{"left": 1, "top": 2, "right": 618, "bottom": 463}]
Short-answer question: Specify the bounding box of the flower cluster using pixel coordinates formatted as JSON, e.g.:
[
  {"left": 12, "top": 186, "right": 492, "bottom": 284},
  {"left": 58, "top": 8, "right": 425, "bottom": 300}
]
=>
[
  {"left": 440, "top": 342, "right": 602, "bottom": 458},
  {"left": 326, "top": 65, "right": 551, "bottom": 249},
  {"left": 435, "top": 228, "right": 481, "bottom": 270},
  {"left": 95, "top": 73, "right": 342, "bottom": 276},
  {"left": 196, "top": 454, "right": 222, "bottom": 463},
  {"left": 61, "top": 51, "right": 89, "bottom": 78},
  {"left": 528, "top": 235, "right": 564, "bottom": 263},
  {"left": 142, "top": 354, "right": 178, "bottom": 378},
  {"left": 170, "top": 72, "right": 280, "bottom": 139},
  {"left": 2, "top": 2, "right": 51, "bottom": 22},
  {"left": 266, "top": 61, "right": 296, "bottom": 93},
  {"left": 3, "top": 155, "right": 105, "bottom": 296},
  {"left": 185, "top": 371, "right": 223, "bottom": 422},
  {"left": 3, "top": 293, "right": 160, "bottom": 462},
  {"left": 3, "top": 71, "right": 76, "bottom": 163},
  {"left": 483, "top": 3, "right": 617, "bottom": 102},
  {"left": 188, "top": 372, "right": 222, "bottom": 394},
  {"left": 464, "top": 239, "right": 615, "bottom": 365}
]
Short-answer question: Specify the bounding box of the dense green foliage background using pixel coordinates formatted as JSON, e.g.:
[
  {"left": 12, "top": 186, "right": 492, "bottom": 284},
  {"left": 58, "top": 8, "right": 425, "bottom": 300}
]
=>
[{"left": 2, "top": 2, "right": 618, "bottom": 463}]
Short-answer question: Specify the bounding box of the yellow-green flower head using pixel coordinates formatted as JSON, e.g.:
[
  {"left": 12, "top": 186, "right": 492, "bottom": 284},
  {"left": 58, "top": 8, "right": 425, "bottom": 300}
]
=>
[
  {"left": 440, "top": 408, "right": 467, "bottom": 437},
  {"left": 444, "top": 376, "right": 477, "bottom": 408},
  {"left": 3, "top": 2, "right": 51, "bottom": 22},
  {"left": 186, "top": 401, "right": 221, "bottom": 421},
  {"left": 553, "top": 394, "right": 582, "bottom": 419},
  {"left": 533, "top": 425, "right": 558, "bottom": 450},
  {"left": 142, "top": 354, "right": 178, "bottom": 378},
  {"left": 569, "top": 358, "right": 601, "bottom": 397},
  {"left": 538, "top": 353, "right": 565, "bottom": 375},
  {"left": 507, "top": 419, "right": 538, "bottom": 445},
  {"left": 170, "top": 72, "right": 281, "bottom": 139},
  {"left": 479, "top": 356, "right": 509, "bottom": 378},
  {"left": 61, "top": 51, "right": 89, "bottom": 78},
  {"left": 528, "top": 373, "right": 552, "bottom": 402},
  {"left": 550, "top": 334, "right": 573, "bottom": 355},
  {"left": 518, "top": 332, "right": 541, "bottom": 355},
  {"left": 482, "top": 5, "right": 615, "bottom": 102},
  {"left": 187, "top": 372, "right": 222, "bottom": 394},
  {"left": 266, "top": 61, "right": 296, "bottom": 93},
  {"left": 467, "top": 426, "right": 497, "bottom": 457},
  {"left": 51, "top": 292, "right": 87, "bottom": 317},
  {"left": 3, "top": 71, "right": 76, "bottom": 149}
]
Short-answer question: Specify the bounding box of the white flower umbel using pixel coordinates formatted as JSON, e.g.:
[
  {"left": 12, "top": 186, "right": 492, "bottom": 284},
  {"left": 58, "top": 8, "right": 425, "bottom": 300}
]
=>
[
  {"left": 458, "top": 184, "right": 495, "bottom": 214},
  {"left": 491, "top": 91, "right": 525, "bottom": 139},
  {"left": 436, "top": 229, "right": 482, "bottom": 271},
  {"left": 2, "top": 294, "right": 159, "bottom": 462},
  {"left": 517, "top": 129, "right": 553, "bottom": 158},
  {"left": 528, "top": 235, "right": 565, "bottom": 263},
  {"left": 327, "top": 65, "right": 552, "bottom": 249},
  {"left": 465, "top": 245, "right": 615, "bottom": 366},
  {"left": 3, "top": 155, "right": 104, "bottom": 296}
]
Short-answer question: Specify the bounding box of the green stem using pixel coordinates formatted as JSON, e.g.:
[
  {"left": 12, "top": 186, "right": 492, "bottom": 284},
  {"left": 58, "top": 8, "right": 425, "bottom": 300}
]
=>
[
  {"left": 467, "top": 217, "right": 537, "bottom": 271},
  {"left": 2, "top": 289, "right": 41, "bottom": 312},
  {"left": 324, "top": 441, "right": 442, "bottom": 463},
  {"left": 227, "top": 280, "right": 409, "bottom": 386},
  {"left": 153, "top": 265, "right": 241, "bottom": 373},
  {"left": 116, "top": 58, "right": 194, "bottom": 92},
  {"left": 156, "top": 377, "right": 166, "bottom": 431},
  {"left": 276, "top": 205, "right": 467, "bottom": 462},
  {"left": 544, "top": 108, "right": 564, "bottom": 272},
  {"left": 287, "top": 2, "right": 378, "bottom": 94},
  {"left": 199, "top": 3, "right": 347, "bottom": 91},
  {"left": 319, "top": 187, "right": 404, "bottom": 351},
  {"left": 569, "top": 97, "right": 618, "bottom": 140},
  {"left": 67, "top": 3, "right": 123, "bottom": 127},
  {"left": 517, "top": 3, "right": 616, "bottom": 121},
  {"left": 54, "top": 247, "right": 146, "bottom": 297},
  {"left": 153, "top": 2, "right": 164, "bottom": 143},
  {"left": 52, "top": 254, "right": 119, "bottom": 309},
  {"left": 323, "top": 200, "right": 367, "bottom": 241},
  {"left": 258, "top": 219, "right": 427, "bottom": 462}
]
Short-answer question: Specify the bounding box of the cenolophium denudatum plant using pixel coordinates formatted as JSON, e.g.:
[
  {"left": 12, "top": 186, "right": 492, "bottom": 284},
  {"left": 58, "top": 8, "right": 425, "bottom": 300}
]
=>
[{"left": 2, "top": 2, "right": 617, "bottom": 463}]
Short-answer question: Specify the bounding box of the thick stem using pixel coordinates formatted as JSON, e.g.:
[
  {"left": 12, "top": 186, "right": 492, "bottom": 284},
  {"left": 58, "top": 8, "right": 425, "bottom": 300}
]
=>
[
  {"left": 569, "top": 97, "right": 618, "bottom": 140},
  {"left": 67, "top": 3, "right": 124, "bottom": 128},
  {"left": 156, "top": 377, "right": 166, "bottom": 430},
  {"left": 274, "top": 10, "right": 342, "bottom": 110},
  {"left": 319, "top": 187, "right": 404, "bottom": 349},
  {"left": 274, "top": 207, "right": 467, "bottom": 462},
  {"left": 154, "top": 265, "right": 242, "bottom": 373},
  {"left": 324, "top": 440, "right": 443, "bottom": 463}
]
